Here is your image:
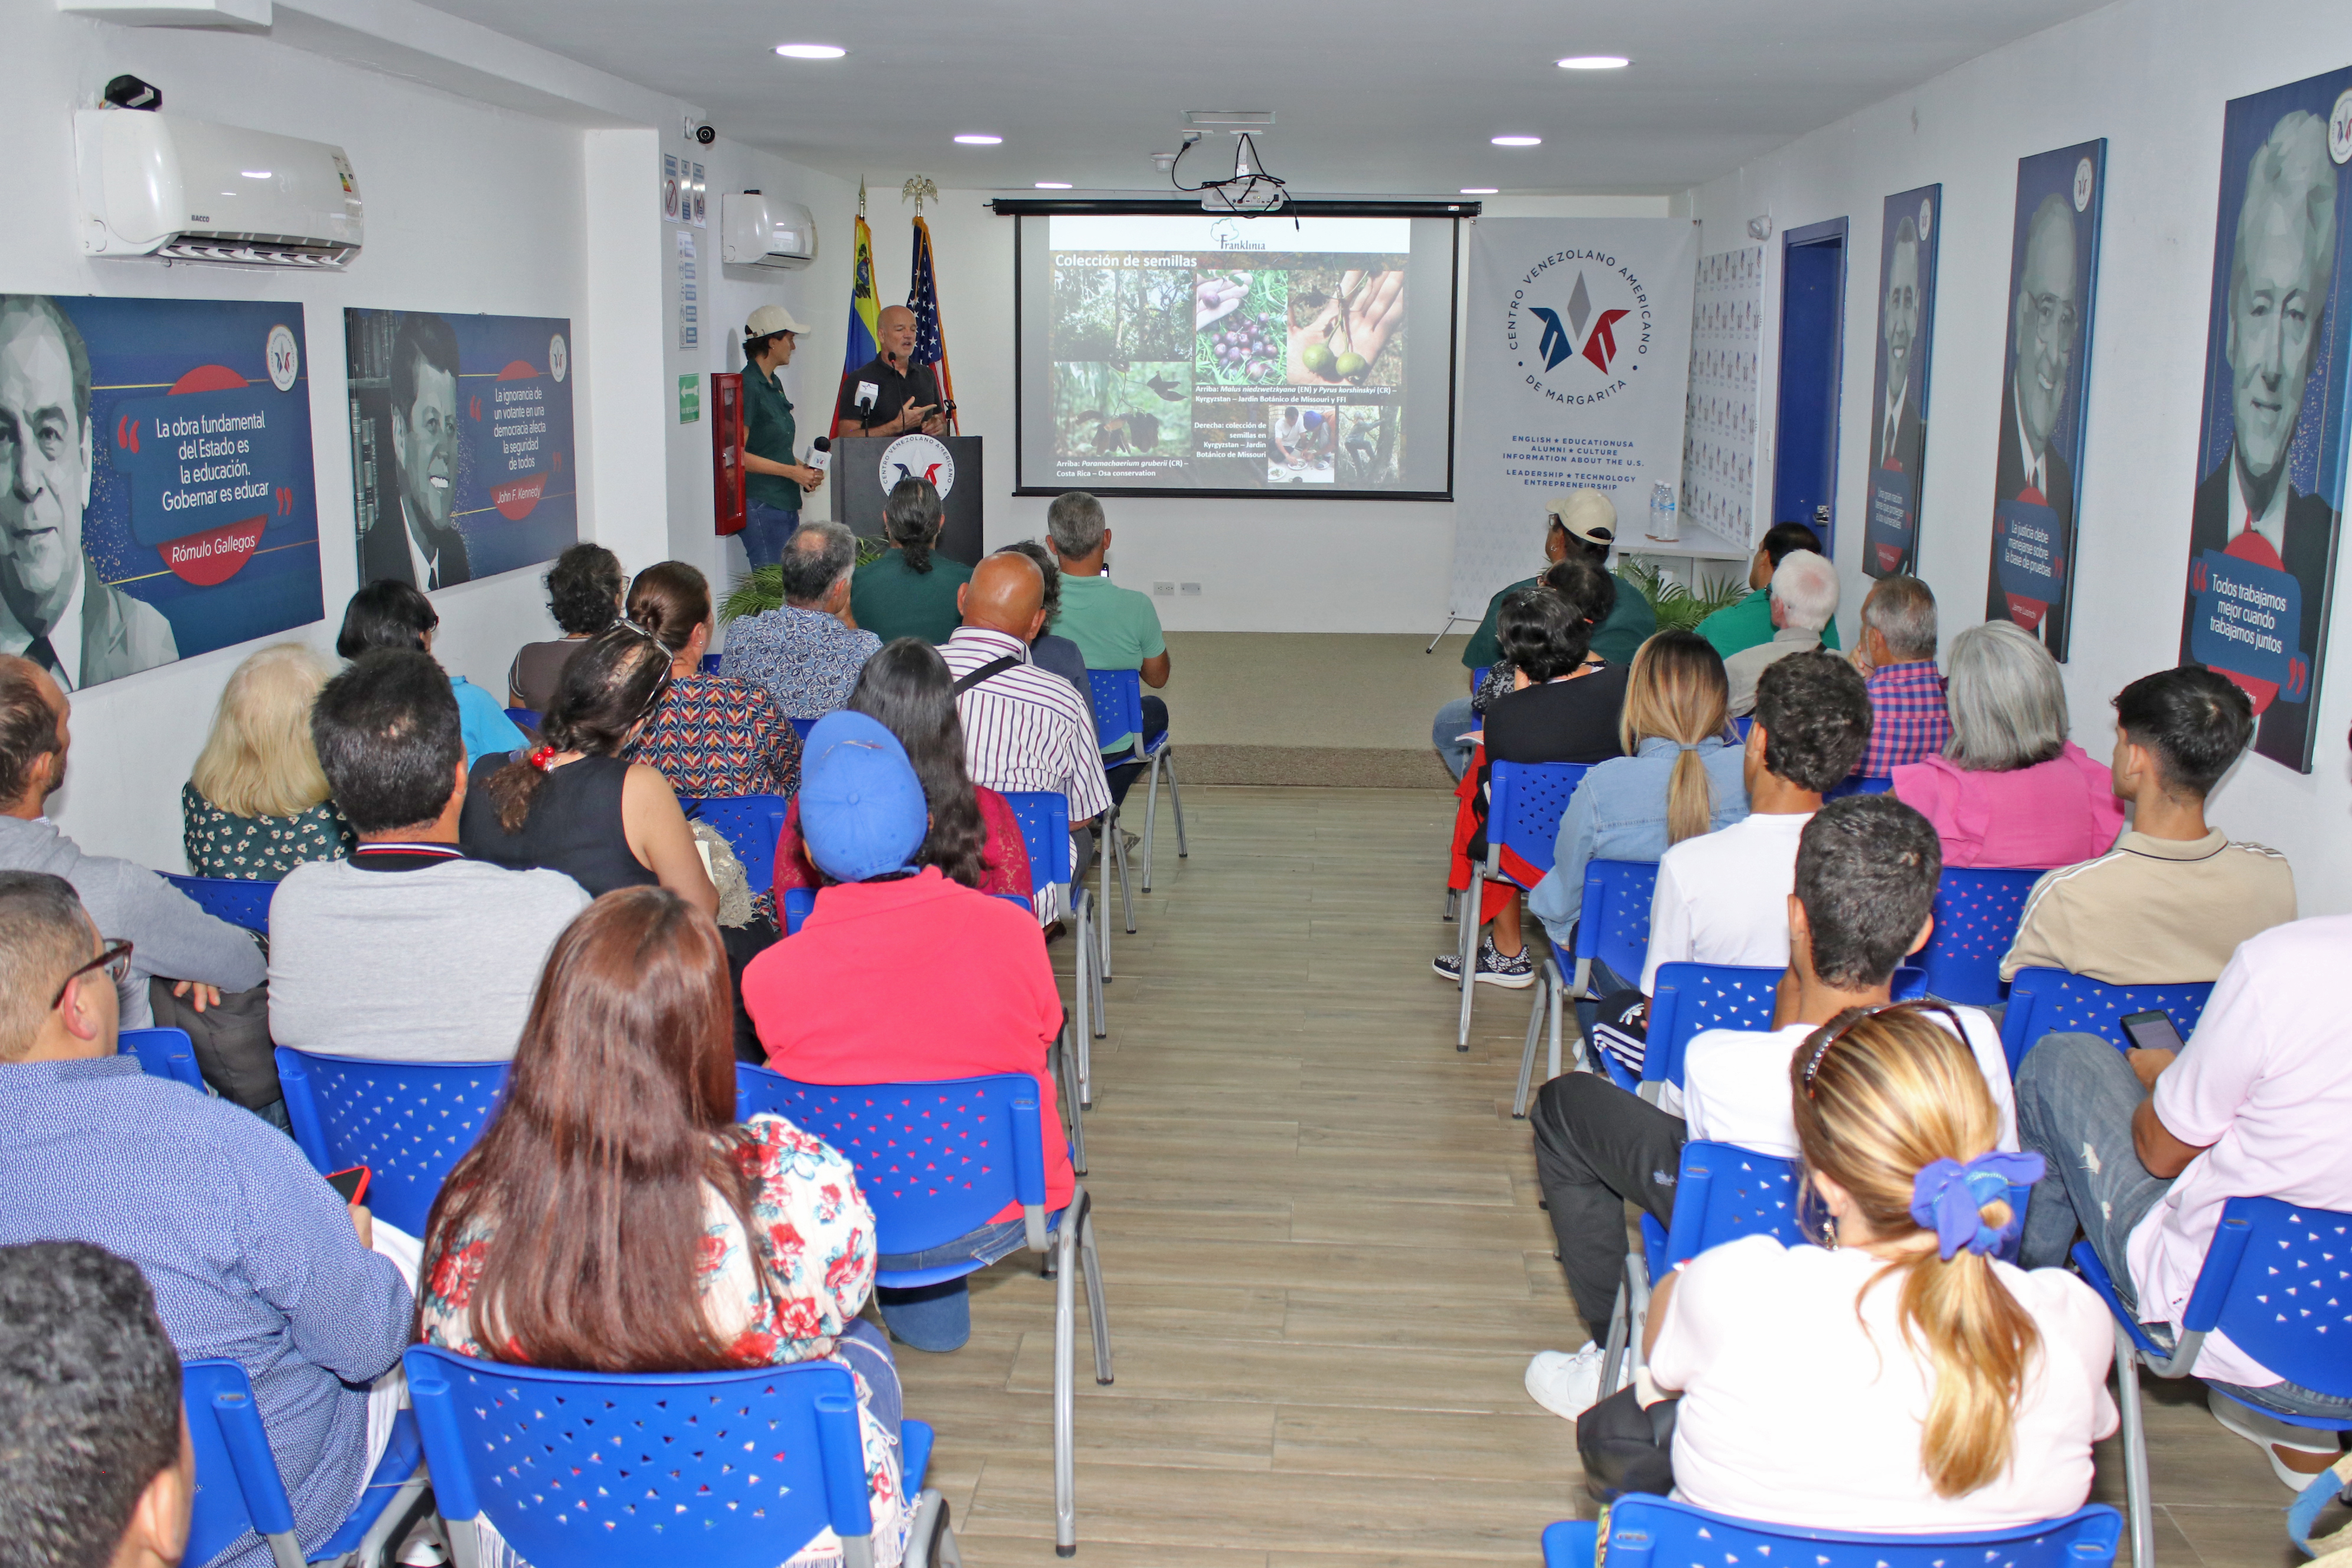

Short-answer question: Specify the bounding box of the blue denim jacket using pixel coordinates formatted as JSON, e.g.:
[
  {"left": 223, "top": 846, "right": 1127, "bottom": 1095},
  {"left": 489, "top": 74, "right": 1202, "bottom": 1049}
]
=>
[{"left": 1527, "top": 735, "right": 1751, "bottom": 932}]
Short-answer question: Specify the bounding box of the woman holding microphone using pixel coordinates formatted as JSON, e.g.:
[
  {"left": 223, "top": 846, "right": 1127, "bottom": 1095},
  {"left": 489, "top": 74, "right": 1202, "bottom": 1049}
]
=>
[{"left": 738, "top": 304, "right": 825, "bottom": 567}]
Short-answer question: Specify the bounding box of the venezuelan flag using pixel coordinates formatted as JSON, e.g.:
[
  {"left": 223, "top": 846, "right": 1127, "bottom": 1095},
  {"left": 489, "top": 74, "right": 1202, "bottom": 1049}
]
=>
[{"left": 831, "top": 205, "right": 880, "bottom": 438}]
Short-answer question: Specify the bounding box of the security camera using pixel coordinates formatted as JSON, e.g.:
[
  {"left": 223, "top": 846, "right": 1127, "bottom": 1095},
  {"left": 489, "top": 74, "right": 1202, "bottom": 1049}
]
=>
[
  {"left": 104, "top": 74, "right": 162, "bottom": 111},
  {"left": 695, "top": 123, "right": 717, "bottom": 146}
]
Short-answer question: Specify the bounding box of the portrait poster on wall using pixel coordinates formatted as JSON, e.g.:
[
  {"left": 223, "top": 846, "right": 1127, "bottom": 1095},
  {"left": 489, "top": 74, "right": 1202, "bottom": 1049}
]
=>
[
  {"left": 1863, "top": 184, "right": 1942, "bottom": 579},
  {"left": 2177, "top": 69, "right": 2352, "bottom": 775},
  {"left": 345, "top": 309, "right": 576, "bottom": 590},
  {"left": 0, "top": 294, "right": 324, "bottom": 690},
  {"left": 1984, "top": 142, "right": 2107, "bottom": 662}
]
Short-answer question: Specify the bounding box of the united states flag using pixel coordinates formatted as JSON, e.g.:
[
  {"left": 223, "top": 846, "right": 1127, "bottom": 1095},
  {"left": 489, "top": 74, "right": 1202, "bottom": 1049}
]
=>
[{"left": 909, "top": 215, "right": 958, "bottom": 435}]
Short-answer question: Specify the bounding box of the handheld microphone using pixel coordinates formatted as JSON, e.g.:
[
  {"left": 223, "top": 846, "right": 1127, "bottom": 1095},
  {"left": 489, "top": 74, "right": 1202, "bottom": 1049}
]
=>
[{"left": 808, "top": 436, "right": 831, "bottom": 474}]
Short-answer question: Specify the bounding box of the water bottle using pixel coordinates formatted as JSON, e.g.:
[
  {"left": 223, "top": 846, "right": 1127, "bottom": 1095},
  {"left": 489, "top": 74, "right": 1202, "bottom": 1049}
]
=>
[{"left": 1647, "top": 479, "right": 1680, "bottom": 542}]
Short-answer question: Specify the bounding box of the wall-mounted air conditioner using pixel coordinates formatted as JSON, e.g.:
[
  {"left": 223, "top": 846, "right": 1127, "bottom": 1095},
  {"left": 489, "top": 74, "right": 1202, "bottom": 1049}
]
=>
[
  {"left": 721, "top": 192, "right": 816, "bottom": 269},
  {"left": 76, "top": 109, "right": 364, "bottom": 267}
]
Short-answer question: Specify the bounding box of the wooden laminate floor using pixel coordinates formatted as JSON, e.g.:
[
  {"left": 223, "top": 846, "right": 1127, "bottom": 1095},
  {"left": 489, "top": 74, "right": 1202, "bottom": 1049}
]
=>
[{"left": 893, "top": 786, "right": 2317, "bottom": 1566}]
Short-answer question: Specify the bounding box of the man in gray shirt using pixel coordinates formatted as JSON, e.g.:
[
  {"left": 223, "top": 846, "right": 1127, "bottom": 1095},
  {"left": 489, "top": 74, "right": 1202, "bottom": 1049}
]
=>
[{"left": 269, "top": 650, "right": 588, "bottom": 1061}]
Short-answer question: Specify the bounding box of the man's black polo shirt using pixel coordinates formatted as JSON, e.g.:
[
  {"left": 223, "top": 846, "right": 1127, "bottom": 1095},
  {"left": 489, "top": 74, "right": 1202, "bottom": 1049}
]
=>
[{"left": 834, "top": 354, "right": 942, "bottom": 434}]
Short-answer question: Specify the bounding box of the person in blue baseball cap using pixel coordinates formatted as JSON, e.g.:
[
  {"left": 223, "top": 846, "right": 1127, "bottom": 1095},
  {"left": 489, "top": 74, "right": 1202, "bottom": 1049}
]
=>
[{"left": 743, "top": 709, "right": 1079, "bottom": 1353}]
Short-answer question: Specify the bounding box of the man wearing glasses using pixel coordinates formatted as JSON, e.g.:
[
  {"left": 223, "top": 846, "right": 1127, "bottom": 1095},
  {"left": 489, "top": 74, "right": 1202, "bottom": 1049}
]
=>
[{"left": 1988, "top": 195, "right": 2083, "bottom": 654}]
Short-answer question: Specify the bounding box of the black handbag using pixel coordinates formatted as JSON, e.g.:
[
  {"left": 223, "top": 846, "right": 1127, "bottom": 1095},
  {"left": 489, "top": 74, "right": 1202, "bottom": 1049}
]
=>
[{"left": 1574, "top": 1383, "right": 1679, "bottom": 1502}]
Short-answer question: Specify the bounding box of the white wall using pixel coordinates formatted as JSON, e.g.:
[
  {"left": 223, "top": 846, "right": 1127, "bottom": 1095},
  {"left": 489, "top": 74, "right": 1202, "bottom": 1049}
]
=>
[{"left": 1686, "top": 0, "right": 2352, "bottom": 910}]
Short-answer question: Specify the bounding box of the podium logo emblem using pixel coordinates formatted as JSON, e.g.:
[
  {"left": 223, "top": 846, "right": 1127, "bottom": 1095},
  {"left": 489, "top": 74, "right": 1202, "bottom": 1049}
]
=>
[{"left": 880, "top": 434, "right": 956, "bottom": 500}]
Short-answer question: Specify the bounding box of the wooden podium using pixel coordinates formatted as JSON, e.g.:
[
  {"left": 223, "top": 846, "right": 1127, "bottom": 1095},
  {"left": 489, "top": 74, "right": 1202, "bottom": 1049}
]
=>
[{"left": 829, "top": 435, "right": 982, "bottom": 567}]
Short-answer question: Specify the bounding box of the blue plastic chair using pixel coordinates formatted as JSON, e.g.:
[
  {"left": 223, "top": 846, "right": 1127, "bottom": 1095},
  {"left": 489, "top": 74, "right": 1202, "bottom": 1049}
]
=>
[
  {"left": 502, "top": 706, "right": 539, "bottom": 731},
  {"left": 183, "top": 1357, "right": 427, "bottom": 1568},
  {"left": 1914, "top": 866, "right": 2042, "bottom": 1005},
  {"left": 404, "top": 1347, "right": 955, "bottom": 1568},
  {"left": 1515, "top": 858, "right": 1658, "bottom": 1118},
  {"left": 737, "top": 1066, "right": 1109, "bottom": 1554},
  {"left": 275, "top": 1047, "right": 508, "bottom": 1236},
  {"left": 2000, "top": 967, "right": 2214, "bottom": 1076},
  {"left": 2075, "top": 1197, "right": 2352, "bottom": 1568},
  {"left": 683, "top": 793, "right": 789, "bottom": 896},
  {"left": 119, "top": 1025, "right": 205, "bottom": 1091},
  {"left": 1731, "top": 714, "right": 1753, "bottom": 740},
  {"left": 162, "top": 872, "right": 274, "bottom": 933},
  {"left": 1456, "top": 759, "right": 1589, "bottom": 1050},
  {"left": 1592, "top": 961, "right": 1781, "bottom": 1095},
  {"left": 1822, "top": 772, "right": 1894, "bottom": 801},
  {"left": 789, "top": 714, "right": 818, "bottom": 739},
  {"left": 700, "top": 652, "right": 723, "bottom": 674},
  {"left": 1083, "top": 667, "right": 1187, "bottom": 937},
  {"left": 1541, "top": 1498, "right": 2121, "bottom": 1568},
  {"left": 1002, "top": 789, "right": 1105, "bottom": 1049}
]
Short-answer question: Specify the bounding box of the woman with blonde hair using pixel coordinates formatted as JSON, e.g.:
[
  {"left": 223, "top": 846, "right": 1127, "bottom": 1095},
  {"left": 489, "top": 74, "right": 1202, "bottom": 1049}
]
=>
[
  {"left": 1526, "top": 630, "right": 1749, "bottom": 987},
  {"left": 1642, "top": 1004, "right": 2116, "bottom": 1530},
  {"left": 183, "top": 642, "right": 355, "bottom": 879}
]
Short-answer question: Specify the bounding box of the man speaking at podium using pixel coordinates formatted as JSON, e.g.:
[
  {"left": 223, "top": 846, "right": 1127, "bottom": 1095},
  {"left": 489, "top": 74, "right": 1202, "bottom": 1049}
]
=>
[{"left": 836, "top": 305, "right": 952, "bottom": 437}]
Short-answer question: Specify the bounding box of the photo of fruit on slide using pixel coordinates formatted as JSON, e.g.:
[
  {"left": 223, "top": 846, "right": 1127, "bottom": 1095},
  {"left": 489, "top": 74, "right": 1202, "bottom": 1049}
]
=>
[
  {"left": 1193, "top": 269, "right": 1289, "bottom": 386},
  {"left": 1052, "top": 360, "right": 1193, "bottom": 457},
  {"left": 1287, "top": 266, "right": 1405, "bottom": 387}
]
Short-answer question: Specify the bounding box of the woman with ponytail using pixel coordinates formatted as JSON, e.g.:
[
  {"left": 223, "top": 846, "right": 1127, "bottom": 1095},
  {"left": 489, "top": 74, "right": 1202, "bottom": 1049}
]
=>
[
  {"left": 1643, "top": 1004, "right": 2116, "bottom": 1530},
  {"left": 850, "top": 477, "right": 972, "bottom": 645},
  {"left": 623, "top": 561, "right": 801, "bottom": 800},
  {"left": 460, "top": 622, "right": 719, "bottom": 919},
  {"left": 1525, "top": 631, "right": 1749, "bottom": 986}
]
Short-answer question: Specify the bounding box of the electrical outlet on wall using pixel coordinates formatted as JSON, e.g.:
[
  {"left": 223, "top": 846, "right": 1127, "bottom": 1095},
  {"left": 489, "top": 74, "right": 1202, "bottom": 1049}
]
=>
[
  {"left": 1180, "top": 583, "right": 1202, "bottom": 596},
  {"left": 1153, "top": 582, "right": 1175, "bottom": 596}
]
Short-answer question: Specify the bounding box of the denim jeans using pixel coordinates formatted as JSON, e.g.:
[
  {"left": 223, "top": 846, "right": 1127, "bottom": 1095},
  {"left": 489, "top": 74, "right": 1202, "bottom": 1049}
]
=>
[
  {"left": 740, "top": 501, "right": 802, "bottom": 568},
  {"left": 1105, "top": 696, "right": 1170, "bottom": 808},
  {"left": 833, "top": 1318, "right": 903, "bottom": 1443},
  {"left": 1433, "top": 696, "right": 1477, "bottom": 782},
  {"left": 874, "top": 1214, "right": 1031, "bottom": 1352}
]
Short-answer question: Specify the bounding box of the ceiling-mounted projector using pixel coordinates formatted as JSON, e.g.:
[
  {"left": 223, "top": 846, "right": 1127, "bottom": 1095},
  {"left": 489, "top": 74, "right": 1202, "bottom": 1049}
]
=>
[{"left": 1173, "top": 128, "right": 1289, "bottom": 215}]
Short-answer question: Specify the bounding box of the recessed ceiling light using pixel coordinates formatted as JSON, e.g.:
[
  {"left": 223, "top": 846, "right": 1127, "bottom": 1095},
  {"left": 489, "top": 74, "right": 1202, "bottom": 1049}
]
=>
[
  {"left": 1557, "top": 55, "right": 1630, "bottom": 69},
  {"left": 773, "top": 43, "right": 845, "bottom": 58},
  {"left": 954, "top": 133, "right": 1003, "bottom": 145},
  {"left": 1461, "top": 187, "right": 1498, "bottom": 194},
  {"left": 1035, "top": 181, "right": 1073, "bottom": 189},
  {"left": 1491, "top": 135, "right": 1542, "bottom": 147}
]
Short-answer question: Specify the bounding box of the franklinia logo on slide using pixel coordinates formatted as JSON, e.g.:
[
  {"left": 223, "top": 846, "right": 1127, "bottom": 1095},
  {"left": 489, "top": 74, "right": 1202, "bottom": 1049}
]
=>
[{"left": 1507, "top": 254, "right": 1654, "bottom": 406}]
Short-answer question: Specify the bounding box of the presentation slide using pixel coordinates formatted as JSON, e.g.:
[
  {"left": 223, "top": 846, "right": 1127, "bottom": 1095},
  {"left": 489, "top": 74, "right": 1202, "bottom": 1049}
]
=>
[{"left": 1015, "top": 213, "right": 1459, "bottom": 498}]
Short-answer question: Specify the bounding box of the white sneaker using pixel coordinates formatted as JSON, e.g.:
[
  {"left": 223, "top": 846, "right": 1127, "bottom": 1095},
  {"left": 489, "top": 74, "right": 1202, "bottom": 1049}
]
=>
[
  {"left": 1525, "top": 1341, "right": 1607, "bottom": 1420},
  {"left": 2209, "top": 1391, "right": 2344, "bottom": 1492}
]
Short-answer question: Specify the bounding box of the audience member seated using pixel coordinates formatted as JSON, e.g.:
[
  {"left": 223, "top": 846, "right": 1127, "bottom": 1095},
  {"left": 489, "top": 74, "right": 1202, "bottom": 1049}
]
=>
[
  {"left": 942, "top": 552, "right": 1112, "bottom": 886},
  {"left": 270, "top": 650, "right": 589, "bottom": 1061},
  {"left": 1044, "top": 492, "right": 1170, "bottom": 796},
  {"left": 1526, "top": 631, "right": 1750, "bottom": 992},
  {"left": 1724, "top": 549, "right": 1840, "bottom": 717},
  {"left": 182, "top": 642, "right": 355, "bottom": 880},
  {"left": 851, "top": 477, "right": 972, "bottom": 645},
  {"left": 1696, "top": 520, "right": 1843, "bottom": 661},
  {"left": 996, "top": 538, "right": 1092, "bottom": 697},
  {"left": 0, "top": 1240, "right": 194, "bottom": 1568},
  {"left": 1436, "top": 558, "right": 1631, "bottom": 989},
  {"left": 418, "top": 886, "right": 907, "bottom": 1560},
  {"left": 1644, "top": 1005, "right": 2112, "bottom": 1531},
  {"left": 507, "top": 542, "right": 623, "bottom": 712},
  {"left": 2002, "top": 666, "right": 2291, "bottom": 987},
  {"left": 775, "top": 637, "right": 1033, "bottom": 904},
  {"left": 1524, "top": 797, "right": 2014, "bottom": 1419},
  {"left": 0, "top": 658, "right": 270, "bottom": 1103},
  {"left": 624, "top": 560, "right": 801, "bottom": 799},
  {"left": 1849, "top": 574, "right": 1951, "bottom": 776},
  {"left": 746, "top": 714, "right": 1072, "bottom": 1354},
  {"left": 1893, "top": 620, "right": 2124, "bottom": 868},
  {"left": 337, "top": 579, "right": 525, "bottom": 766},
  {"left": 1433, "top": 489, "right": 1660, "bottom": 780},
  {"left": 721, "top": 520, "right": 881, "bottom": 720},
  {"left": 462, "top": 624, "right": 718, "bottom": 916},
  {"left": 0, "top": 872, "right": 413, "bottom": 1567},
  {"left": 2015, "top": 906, "right": 2352, "bottom": 1488}
]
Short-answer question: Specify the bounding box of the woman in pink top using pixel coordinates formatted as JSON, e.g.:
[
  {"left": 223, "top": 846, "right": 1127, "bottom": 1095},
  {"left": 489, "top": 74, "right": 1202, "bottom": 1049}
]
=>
[{"left": 1892, "top": 621, "right": 2124, "bottom": 868}]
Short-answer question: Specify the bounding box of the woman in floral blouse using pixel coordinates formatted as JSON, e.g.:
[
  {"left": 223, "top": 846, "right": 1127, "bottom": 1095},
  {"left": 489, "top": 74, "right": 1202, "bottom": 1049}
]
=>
[
  {"left": 182, "top": 643, "right": 355, "bottom": 880},
  {"left": 624, "top": 560, "right": 801, "bottom": 800},
  {"left": 415, "top": 887, "right": 906, "bottom": 1567}
]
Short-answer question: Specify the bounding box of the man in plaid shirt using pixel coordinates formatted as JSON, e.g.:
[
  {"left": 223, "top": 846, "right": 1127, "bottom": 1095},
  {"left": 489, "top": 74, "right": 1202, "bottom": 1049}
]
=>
[{"left": 1851, "top": 575, "right": 1950, "bottom": 777}]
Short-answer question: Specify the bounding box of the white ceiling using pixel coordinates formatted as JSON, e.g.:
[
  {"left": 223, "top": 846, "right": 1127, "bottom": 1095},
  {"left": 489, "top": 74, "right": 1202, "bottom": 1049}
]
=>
[{"left": 415, "top": 0, "right": 2118, "bottom": 195}]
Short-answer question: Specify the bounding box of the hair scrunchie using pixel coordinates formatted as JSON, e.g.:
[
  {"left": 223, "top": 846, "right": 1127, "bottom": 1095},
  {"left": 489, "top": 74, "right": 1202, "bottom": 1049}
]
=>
[
  {"left": 526, "top": 745, "right": 558, "bottom": 772},
  {"left": 1909, "top": 1151, "right": 2046, "bottom": 1259}
]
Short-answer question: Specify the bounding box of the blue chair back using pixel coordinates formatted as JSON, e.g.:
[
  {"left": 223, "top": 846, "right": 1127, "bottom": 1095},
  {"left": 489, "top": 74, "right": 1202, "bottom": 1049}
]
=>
[
  {"left": 2001, "top": 967, "right": 2214, "bottom": 1075},
  {"left": 1085, "top": 667, "right": 1150, "bottom": 760},
  {"left": 1469, "top": 664, "right": 1491, "bottom": 691},
  {"left": 2183, "top": 1197, "right": 2352, "bottom": 1400},
  {"left": 789, "top": 715, "right": 817, "bottom": 739},
  {"left": 275, "top": 1047, "right": 508, "bottom": 1235},
  {"left": 1644, "top": 962, "right": 1780, "bottom": 1089},
  {"left": 701, "top": 652, "right": 723, "bottom": 674},
  {"left": 782, "top": 886, "right": 815, "bottom": 934},
  {"left": 1915, "top": 866, "right": 2041, "bottom": 1005},
  {"left": 1730, "top": 714, "right": 1753, "bottom": 740},
  {"left": 504, "top": 706, "right": 540, "bottom": 731},
  {"left": 1573, "top": 858, "right": 1658, "bottom": 984},
  {"left": 184, "top": 1358, "right": 426, "bottom": 1568},
  {"left": 1659, "top": 1141, "right": 1807, "bottom": 1266},
  {"left": 404, "top": 1347, "right": 879, "bottom": 1568},
  {"left": 685, "top": 793, "right": 789, "bottom": 894},
  {"left": 119, "top": 1025, "right": 204, "bottom": 1090},
  {"left": 1000, "top": 790, "right": 1074, "bottom": 890},
  {"left": 1544, "top": 1497, "right": 2121, "bottom": 1568},
  {"left": 1822, "top": 773, "right": 1894, "bottom": 801},
  {"left": 737, "top": 1065, "right": 1047, "bottom": 1255},
  {"left": 1487, "top": 760, "right": 1590, "bottom": 887},
  {"left": 161, "top": 872, "right": 273, "bottom": 933}
]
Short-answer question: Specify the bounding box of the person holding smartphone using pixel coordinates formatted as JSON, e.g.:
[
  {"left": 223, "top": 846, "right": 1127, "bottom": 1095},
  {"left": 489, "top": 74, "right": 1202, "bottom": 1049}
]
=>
[{"left": 835, "top": 305, "right": 950, "bottom": 438}]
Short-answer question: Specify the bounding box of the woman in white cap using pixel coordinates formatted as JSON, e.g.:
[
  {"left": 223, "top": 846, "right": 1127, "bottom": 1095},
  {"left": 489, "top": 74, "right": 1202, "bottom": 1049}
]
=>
[{"left": 739, "top": 303, "right": 826, "bottom": 567}]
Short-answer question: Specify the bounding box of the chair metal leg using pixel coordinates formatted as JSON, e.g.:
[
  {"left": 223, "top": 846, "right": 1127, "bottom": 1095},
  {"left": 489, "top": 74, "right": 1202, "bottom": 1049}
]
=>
[
  {"left": 1598, "top": 1276, "right": 1631, "bottom": 1397},
  {"left": 1455, "top": 868, "right": 1484, "bottom": 1051},
  {"left": 1078, "top": 1190, "right": 1112, "bottom": 1385},
  {"left": 1513, "top": 958, "right": 1551, "bottom": 1118},
  {"left": 1442, "top": 886, "right": 1458, "bottom": 922},
  {"left": 1139, "top": 754, "right": 1162, "bottom": 893},
  {"left": 1165, "top": 752, "right": 1187, "bottom": 860},
  {"left": 1548, "top": 956, "right": 1566, "bottom": 1082},
  {"left": 2113, "top": 1324, "right": 2153, "bottom": 1568},
  {"left": 1110, "top": 807, "right": 1136, "bottom": 934},
  {"left": 1070, "top": 894, "right": 1092, "bottom": 1054},
  {"left": 1053, "top": 1199, "right": 1079, "bottom": 1556},
  {"left": 1095, "top": 839, "right": 1114, "bottom": 981},
  {"left": 1054, "top": 1030, "right": 1087, "bottom": 1175}
]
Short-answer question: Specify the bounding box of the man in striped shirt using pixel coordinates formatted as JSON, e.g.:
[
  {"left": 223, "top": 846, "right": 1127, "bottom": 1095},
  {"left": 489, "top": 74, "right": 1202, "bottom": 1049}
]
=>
[{"left": 1849, "top": 574, "right": 1951, "bottom": 778}]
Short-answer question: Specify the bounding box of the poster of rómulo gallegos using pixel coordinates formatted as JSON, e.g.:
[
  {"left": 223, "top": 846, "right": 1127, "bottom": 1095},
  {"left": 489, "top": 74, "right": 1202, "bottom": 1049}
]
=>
[
  {"left": 0, "top": 294, "right": 324, "bottom": 688},
  {"left": 345, "top": 309, "right": 577, "bottom": 590}
]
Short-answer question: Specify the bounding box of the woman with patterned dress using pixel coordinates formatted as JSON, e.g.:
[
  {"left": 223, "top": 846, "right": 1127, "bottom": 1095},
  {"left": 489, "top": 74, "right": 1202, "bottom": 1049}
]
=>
[
  {"left": 416, "top": 887, "right": 907, "bottom": 1567},
  {"left": 182, "top": 643, "right": 355, "bottom": 880},
  {"left": 622, "top": 561, "right": 801, "bottom": 799}
]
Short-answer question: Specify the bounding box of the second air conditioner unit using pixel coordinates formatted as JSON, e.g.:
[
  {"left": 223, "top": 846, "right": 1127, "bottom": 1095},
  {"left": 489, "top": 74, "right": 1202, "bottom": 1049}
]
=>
[{"left": 721, "top": 192, "right": 817, "bottom": 269}]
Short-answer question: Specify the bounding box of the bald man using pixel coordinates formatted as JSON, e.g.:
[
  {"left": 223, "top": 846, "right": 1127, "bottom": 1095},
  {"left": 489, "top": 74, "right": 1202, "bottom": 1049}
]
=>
[
  {"left": 836, "top": 305, "right": 950, "bottom": 437},
  {"left": 940, "top": 554, "right": 1112, "bottom": 914},
  {"left": 1987, "top": 194, "right": 2083, "bottom": 653}
]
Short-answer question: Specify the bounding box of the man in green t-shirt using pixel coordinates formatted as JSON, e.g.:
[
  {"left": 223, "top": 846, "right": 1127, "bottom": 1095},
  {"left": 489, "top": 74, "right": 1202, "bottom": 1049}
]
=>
[
  {"left": 737, "top": 304, "right": 825, "bottom": 569},
  {"left": 1696, "top": 520, "right": 1843, "bottom": 662},
  {"left": 1044, "top": 492, "right": 1168, "bottom": 804}
]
